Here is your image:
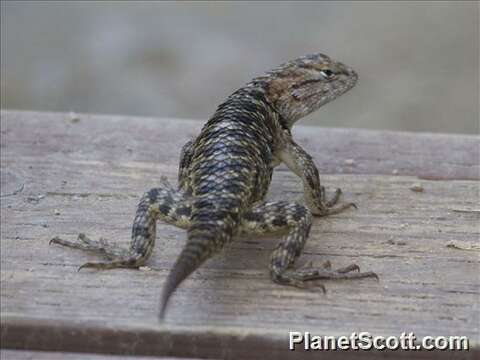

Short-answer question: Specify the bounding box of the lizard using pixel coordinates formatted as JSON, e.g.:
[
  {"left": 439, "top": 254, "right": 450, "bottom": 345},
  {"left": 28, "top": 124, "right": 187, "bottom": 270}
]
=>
[{"left": 50, "top": 53, "right": 377, "bottom": 320}]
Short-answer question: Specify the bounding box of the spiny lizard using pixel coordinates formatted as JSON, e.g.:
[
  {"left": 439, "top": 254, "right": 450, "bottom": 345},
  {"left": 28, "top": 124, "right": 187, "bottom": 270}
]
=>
[{"left": 51, "top": 53, "right": 377, "bottom": 319}]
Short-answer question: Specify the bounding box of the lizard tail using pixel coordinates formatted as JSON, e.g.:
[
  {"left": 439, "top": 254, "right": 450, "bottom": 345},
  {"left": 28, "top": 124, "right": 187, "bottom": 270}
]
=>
[
  {"left": 158, "top": 240, "right": 211, "bottom": 320},
  {"left": 158, "top": 202, "right": 237, "bottom": 320},
  {"left": 158, "top": 253, "right": 194, "bottom": 319}
]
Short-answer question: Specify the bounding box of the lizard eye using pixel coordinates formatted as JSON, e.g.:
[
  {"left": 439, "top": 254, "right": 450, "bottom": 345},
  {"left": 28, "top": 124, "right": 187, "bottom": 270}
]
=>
[{"left": 320, "top": 69, "right": 335, "bottom": 79}]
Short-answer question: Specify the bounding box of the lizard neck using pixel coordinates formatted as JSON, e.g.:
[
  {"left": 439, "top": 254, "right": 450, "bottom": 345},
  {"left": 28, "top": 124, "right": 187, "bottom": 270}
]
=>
[{"left": 227, "top": 83, "right": 291, "bottom": 131}]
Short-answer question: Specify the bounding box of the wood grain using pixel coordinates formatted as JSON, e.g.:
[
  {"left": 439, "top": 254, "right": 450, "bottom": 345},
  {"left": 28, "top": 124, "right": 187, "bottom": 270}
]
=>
[{"left": 1, "top": 110, "right": 479, "bottom": 359}]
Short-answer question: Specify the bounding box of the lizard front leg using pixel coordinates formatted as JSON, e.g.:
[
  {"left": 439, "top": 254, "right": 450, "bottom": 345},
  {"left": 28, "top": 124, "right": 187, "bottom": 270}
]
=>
[
  {"left": 279, "top": 138, "right": 355, "bottom": 216},
  {"left": 50, "top": 177, "right": 192, "bottom": 270},
  {"left": 239, "top": 201, "right": 377, "bottom": 289}
]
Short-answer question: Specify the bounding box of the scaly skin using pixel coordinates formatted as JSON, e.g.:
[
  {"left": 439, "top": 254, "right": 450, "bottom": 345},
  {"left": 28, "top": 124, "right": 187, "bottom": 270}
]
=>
[{"left": 50, "top": 53, "right": 378, "bottom": 320}]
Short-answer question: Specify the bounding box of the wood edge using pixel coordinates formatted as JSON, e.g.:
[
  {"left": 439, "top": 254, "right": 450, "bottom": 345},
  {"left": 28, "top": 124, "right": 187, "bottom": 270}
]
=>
[{"left": 1, "top": 316, "right": 477, "bottom": 359}]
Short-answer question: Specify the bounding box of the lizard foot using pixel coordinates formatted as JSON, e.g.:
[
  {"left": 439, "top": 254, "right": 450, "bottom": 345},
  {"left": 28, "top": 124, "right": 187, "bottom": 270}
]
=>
[
  {"left": 278, "top": 262, "right": 378, "bottom": 292},
  {"left": 76, "top": 258, "right": 140, "bottom": 271},
  {"left": 317, "top": 187, "right": 357, "bottom": 216},
  {"left": 318, "top": 201, "right": 357, "bottom": 216},
  {"left": 320, "top": 186, "right": 343, "bottom": 207},
  {"left": 50, "top": 233, "right": 140, "bottom": 271}
]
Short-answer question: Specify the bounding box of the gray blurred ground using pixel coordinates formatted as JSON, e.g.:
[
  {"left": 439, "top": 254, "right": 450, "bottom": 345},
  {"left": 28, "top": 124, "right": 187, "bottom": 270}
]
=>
[{"left": 1, "top": 1, "right": 478, "bottom": 134}]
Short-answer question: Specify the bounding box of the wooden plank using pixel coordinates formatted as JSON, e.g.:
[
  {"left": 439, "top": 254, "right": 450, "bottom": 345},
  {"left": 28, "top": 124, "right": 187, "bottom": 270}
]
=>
[
  {"left": 0, "top": 110, "right": 478, "bottom": 181},
  {"left": 1, "top": 110, "right": 479, "bottom": 359}
]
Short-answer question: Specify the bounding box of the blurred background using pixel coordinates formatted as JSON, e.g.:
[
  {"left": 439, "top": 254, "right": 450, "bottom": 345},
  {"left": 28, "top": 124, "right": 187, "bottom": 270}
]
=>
[{"left": 1, "top": 1, "right": 478, "bottom": 134}]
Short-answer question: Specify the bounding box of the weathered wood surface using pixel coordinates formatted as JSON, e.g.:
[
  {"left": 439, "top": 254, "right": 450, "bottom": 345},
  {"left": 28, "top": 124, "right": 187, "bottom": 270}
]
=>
[{"left": 1, "top": 110, "right": 479, "bottom": 359}]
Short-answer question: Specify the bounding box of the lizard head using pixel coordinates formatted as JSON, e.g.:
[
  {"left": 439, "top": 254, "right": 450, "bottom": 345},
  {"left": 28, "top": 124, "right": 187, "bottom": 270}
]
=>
[{"left": 251, "top": 53, "right": 358, "bottom": 127}]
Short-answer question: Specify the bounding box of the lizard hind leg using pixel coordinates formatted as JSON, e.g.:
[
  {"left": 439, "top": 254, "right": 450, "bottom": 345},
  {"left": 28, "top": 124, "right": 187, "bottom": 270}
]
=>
[
  {"left": 240, "top": 201, "right": 377, "bottom": 291},
  {"left": 50, "top": 178, "right": 192, "bottom": 271}
]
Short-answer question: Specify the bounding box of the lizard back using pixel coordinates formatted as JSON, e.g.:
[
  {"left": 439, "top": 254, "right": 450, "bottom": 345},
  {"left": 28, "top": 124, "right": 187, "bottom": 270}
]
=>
[{"left": 159, "top": 87, "right": 282, "bottom": 316}]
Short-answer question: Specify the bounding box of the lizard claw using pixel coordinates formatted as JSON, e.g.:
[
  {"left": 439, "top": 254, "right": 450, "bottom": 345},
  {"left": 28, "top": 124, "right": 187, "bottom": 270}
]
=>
[
  {"left": 49, "top": 236, "right": 60, "bottom": 246},
  {"left": 77, "top": 262, "right": 96, "bottom": 272}
]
